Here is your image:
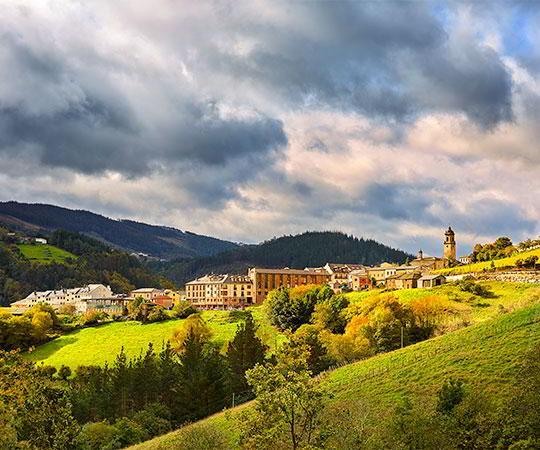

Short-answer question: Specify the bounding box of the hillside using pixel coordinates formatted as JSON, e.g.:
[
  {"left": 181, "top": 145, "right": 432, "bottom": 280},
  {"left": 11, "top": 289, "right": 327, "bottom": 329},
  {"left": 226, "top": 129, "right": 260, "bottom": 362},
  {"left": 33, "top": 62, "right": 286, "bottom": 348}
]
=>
[
  {"left": 154, "top": 231, "right": 413, "bottom": 285},
  {"left": 16, "top": 243, "right": 77, "bottom": 264},
  {"left": 0, "top": 228, "right": 173, "bottom": 306},
  {"left": 26, "top": 307, "right": 286, "bottom": 368},
  {"left": 436, "top": 247, "right": 540, "bottom": 275},
  {"left": 0, "top": 201, "right": 238, "bottom": 259},
  {"left": 130, "top": 300, "right": 540, "bottom": 449}
]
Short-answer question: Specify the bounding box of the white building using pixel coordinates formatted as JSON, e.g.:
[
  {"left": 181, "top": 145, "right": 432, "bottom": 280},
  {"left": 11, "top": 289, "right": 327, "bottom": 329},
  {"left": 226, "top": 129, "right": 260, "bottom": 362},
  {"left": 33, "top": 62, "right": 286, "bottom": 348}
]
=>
[{"left": 11, "top": 284, "right": 120, "bottom": 314}]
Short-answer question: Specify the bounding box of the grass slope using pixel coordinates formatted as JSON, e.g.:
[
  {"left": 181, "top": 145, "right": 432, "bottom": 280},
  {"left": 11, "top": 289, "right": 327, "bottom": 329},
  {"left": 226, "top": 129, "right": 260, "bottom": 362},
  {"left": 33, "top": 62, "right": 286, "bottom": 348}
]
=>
[
  {"left": 131, "top": 300, "right": 540, "bottom": 450},
  {"left": 26, "top": 308, "right": 285, "bottom": 368},
  {"left": 435, "top": 248, "right": 540, "bottom": 275},
  {"left": 17, "top": 243, "right": 77, "bottom": 264},
  {"left": 346, "top": 281, "right": 539, "bottom": 324}
]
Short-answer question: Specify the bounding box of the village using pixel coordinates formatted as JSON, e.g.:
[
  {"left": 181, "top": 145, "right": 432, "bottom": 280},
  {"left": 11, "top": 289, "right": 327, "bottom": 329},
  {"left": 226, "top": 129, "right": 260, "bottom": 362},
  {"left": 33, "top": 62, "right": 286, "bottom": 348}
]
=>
[{"left": 10, "top": 227, "right": 470, "bottom": 314}]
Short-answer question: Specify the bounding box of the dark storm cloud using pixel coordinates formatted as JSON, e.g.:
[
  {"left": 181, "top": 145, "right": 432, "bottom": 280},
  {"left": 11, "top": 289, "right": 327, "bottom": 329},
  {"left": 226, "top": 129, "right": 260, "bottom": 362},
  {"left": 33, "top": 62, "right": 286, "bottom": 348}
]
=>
[{"left": 206, "top": 1, "right": 513, "bottom": 127}]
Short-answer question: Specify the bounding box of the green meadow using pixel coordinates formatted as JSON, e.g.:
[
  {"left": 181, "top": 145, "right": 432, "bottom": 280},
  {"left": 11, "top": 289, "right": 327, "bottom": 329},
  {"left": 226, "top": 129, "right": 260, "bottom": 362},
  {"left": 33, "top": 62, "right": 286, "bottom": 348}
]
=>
[
  {"left": 130, "top": 299, "right": 540, "bottom": 450},
  {"left": 17, "top": 243, "right": 77, "bottom": 264},
  {"left": 26, "top": 307, "right": 286, "bottom": 368}
]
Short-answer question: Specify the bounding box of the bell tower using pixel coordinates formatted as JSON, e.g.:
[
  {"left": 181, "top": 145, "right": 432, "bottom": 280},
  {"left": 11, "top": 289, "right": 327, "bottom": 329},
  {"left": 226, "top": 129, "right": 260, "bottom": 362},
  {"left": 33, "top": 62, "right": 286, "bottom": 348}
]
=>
[{"left": 443, "top": 226, "right": 456, "bottom": 260}]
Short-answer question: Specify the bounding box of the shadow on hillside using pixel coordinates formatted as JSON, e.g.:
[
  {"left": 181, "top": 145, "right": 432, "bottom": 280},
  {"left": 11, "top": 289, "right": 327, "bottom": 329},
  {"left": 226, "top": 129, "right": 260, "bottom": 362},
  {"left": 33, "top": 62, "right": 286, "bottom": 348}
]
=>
[{"left": 27, "top": 334, "right": 80, "bottom": 360}]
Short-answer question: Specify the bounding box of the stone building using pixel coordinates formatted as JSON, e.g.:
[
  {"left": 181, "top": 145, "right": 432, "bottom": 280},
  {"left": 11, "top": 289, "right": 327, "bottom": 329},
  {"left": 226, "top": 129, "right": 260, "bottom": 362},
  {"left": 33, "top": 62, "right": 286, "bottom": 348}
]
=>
[{"left": 443, "top": 226, "right": 457, "bottom": 260}]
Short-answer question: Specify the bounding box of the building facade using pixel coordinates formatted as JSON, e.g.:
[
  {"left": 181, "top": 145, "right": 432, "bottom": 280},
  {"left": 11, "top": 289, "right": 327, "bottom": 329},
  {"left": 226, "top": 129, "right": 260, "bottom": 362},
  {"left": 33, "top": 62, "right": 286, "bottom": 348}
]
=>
[
  {"left": 248, "top": 268, "right": 331, "bottom": 304},
  {"left": 11, "top": 284, "right": 118, "bottom": 313},
  {"left": 349, "top": 269, "right": 372, "bottom": 291},
  {"left": 185, "top": 274, "right": 254, "bottom": 309}
]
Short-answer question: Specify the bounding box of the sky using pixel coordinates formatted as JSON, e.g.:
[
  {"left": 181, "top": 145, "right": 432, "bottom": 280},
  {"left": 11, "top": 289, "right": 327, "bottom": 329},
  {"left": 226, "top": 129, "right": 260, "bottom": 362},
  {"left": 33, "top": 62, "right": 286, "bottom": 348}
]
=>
[{"left": 0, "top": 0, "right": 539, "bottom": 256}]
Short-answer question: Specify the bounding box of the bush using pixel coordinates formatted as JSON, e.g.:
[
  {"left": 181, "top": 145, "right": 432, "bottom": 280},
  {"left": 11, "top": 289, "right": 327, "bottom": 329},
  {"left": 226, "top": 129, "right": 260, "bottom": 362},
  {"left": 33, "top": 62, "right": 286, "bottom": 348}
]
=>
[
  {"left": 76, "top": 421, "right": 119, "bottom": 450},
  {"left": 81, "top": 310, "right": 108, "bottom": 326},
  {"left": 457, "top": 279, "right": 494, "bottom": 298},
  {"left": 172, "top": 300, "right": 198, "bottom": 319},
  {"left": 146, "top": 306, "right": 168, "bottom": 323}
]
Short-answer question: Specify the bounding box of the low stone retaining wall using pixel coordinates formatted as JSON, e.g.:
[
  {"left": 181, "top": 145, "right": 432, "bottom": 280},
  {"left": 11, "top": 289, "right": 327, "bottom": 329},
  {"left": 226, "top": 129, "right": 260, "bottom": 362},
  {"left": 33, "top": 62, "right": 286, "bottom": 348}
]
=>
[{"left": 474, "top": 270, "right": 540, "bottom": 284}]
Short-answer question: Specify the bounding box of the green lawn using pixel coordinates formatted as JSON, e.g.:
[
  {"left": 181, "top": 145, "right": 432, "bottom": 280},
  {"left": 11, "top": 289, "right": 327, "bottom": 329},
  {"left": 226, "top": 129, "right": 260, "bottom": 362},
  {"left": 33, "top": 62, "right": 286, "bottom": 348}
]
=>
[
  {"left": 130, "top": 300, "right": 540, "bottom": 450},
  {"left": 26, "top": 307, "right": 286, "bottom": 369},
  {"left": 17, "top": 243, "right": 77, "bottom": 264},
  {"left": 434, "top": 247, "right": 540, "bottom": 275}
]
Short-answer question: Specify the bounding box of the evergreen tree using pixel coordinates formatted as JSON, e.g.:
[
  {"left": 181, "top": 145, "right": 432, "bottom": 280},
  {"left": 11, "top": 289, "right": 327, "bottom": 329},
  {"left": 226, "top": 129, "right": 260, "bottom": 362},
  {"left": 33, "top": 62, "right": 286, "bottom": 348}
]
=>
[
  {"left": 226, "top": 313, "right": 268, "bottom": 395},
  {"left": 177, "top": 329, "right": 229, "bottom": 422}
]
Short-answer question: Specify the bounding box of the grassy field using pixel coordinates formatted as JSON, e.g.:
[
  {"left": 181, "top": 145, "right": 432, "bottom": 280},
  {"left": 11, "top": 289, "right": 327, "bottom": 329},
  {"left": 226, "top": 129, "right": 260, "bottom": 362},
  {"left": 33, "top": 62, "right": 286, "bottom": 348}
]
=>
[
  {"left": 26, "top": 307, "right": 286, "bottom": 368},
  {"left": 131, "top": 300, "right": 540, "bottom": 450},
  {"left": 434, "top": 247, "right": 540, "bottom": 275},
  {"left": 17, "top": 243, "right": 77, "bottom": 264},
  {"left": 345, "top": 280, "right": 540, "bottom": 324}
]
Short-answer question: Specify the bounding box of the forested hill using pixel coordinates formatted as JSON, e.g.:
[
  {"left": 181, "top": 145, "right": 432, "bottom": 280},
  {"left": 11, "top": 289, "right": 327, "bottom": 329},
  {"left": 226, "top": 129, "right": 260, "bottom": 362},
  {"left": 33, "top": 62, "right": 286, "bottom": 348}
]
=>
[
  {"left": 0, "top": 228, "right": 174, "bottom": 306},
  {"left": 0, "top": 201, "right": 238, "bottom": 259},
  {"left": 153, "top": 231, "right": 412, "bottom": 286}
]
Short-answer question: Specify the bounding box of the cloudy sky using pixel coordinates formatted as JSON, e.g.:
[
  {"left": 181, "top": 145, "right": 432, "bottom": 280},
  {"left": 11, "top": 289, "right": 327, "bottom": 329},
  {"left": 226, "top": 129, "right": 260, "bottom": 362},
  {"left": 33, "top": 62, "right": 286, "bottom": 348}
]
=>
[{"left": 0, "top": 1, "right": 539, "bottom": 256}]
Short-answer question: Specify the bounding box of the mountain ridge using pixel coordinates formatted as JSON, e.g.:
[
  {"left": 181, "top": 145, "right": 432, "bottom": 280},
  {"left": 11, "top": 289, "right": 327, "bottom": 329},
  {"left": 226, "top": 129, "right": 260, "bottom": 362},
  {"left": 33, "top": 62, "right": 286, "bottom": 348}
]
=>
[{"left": 0, "top": 201, "right": 239, "bottom": 260}]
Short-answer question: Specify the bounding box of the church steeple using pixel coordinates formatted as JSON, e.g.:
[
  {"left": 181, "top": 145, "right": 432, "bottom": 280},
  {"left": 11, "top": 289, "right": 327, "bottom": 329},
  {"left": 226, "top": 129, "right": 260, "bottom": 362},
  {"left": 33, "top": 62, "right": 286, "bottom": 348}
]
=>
[{"left": 443, "top": 226, "right": 456, "bottom": 260}]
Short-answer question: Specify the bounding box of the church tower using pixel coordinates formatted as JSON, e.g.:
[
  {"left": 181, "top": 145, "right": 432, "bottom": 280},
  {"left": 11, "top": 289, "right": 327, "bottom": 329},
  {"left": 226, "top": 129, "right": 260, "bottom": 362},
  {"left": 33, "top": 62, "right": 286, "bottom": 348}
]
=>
[{"left": 443, "top": 226, "right": 456, "bottom": 260}]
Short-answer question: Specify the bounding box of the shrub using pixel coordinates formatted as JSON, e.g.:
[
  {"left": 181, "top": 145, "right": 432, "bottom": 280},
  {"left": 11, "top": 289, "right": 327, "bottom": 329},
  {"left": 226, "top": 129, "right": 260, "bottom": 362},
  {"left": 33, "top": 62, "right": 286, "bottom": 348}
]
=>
[
  {"left": 81, "top": 310, "right": 108, "bottom": 326},
  {"left": 172, "top": 300, "right": 198, "bottom": 319},
  {"left": 76, "top": 421, "right": 119, "bottom": 450},
  {"left": 146, "top": 306, "right": 168, "bottom": 323}
]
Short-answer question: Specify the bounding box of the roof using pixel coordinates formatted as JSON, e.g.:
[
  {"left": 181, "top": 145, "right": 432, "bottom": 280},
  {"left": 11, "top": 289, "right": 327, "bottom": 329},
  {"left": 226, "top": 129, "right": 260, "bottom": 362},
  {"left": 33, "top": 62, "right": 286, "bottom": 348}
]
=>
[
  {"left": 418, "top": 274, "right": 446, "bottom": 281},
  {"left": 222, "top": 274, "right": 252, "bottom": 284},
  {"left": 324, "top": 263, "right": 365, "bottom": 273},
  {"left": 249, "top": 267, "right": 330, "bottom": 276},
  {"left": 131, "top": 288, "right": 162, "bottom": 293},
  {"left": 391, "top": 271, "right": 422, "bottom": 280}
]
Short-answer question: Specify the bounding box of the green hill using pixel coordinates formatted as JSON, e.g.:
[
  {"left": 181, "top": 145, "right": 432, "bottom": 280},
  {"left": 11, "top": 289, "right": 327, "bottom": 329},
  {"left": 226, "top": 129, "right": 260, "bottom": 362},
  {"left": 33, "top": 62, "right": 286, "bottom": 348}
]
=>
[
  {"left": 17, "top": 243, "right": 77, "bottom": 264},
  {"left": 130, "top": 297, "right": 540, "bottom": 449},
  {"left": 26, "top": 307, "right": 286, "bottom": 368},
  {"left": 435, "top": 247, "right": 540, "bottom": 275}
]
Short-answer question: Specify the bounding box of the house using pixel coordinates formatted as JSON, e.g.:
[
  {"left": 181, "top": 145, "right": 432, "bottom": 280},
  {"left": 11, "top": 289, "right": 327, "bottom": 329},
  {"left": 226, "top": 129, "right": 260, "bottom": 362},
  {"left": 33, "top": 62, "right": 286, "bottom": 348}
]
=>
[
  {"left": 366, "top": 262, "right": 398, "bottom": 285},
  {"left": 129, "top": 288, "right": 164, "bottom": 301},
  {"left": 10, "top": 284, "right": 120, "bottom": 313},
  {"left": 317, "top": 263, "right": 365, "bottom": 291},
  {"left": 458, "top": 255, "right": 472, "bottom": 265},
  {"left": 386, "top": 272, "right": 422, "bottom": 290},
  {"left": 409, "top": 250, "right": 447, "bottom": 270},
  {"left": 164, "top": 289, "right": 185, "bottom": 304},
  {"left": 153, "top": 295, "right": 173, "bottom": 308},
  {"left": 349, "top": 269, "right": 372, "bottom": 291},
  {"left": 34, "top": 238, "right": 48, "bottom": 245},
  {"left": 418, "top": 274, "right": 446, "bottom": 288}
]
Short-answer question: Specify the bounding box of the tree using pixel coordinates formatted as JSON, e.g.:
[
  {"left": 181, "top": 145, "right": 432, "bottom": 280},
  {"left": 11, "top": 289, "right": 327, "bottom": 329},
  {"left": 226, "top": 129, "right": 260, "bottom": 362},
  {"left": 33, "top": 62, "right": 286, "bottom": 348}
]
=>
[
  {"left": 226, "top": 312, "right": 268, "bottom": 395},
  {"left": 240, "top": 346, "right": 328, "bottom": 450},
  {"left": 266, "top": 285, "right": 326, "bottom": 332},
  {"left": 285, "top": 324, "right": 333, "bottom": 374},
  {"left": 172, "top": 300, "right": 198, "bottom": 319},
  {"left": 177, "top": 327, "right": 229, "bottom": 422},
  {"left": 311, "top": 294, "right": 349, "bottom": 333},
  {"left": 171, "top": 314, "right": 212, "bottom": 354}
]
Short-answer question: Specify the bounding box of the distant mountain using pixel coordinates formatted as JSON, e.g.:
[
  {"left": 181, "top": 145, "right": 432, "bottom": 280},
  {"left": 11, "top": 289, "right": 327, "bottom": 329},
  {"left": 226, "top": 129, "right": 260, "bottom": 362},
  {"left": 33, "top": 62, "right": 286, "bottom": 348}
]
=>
[
  {"left": 0, "top": 201, "right": 238, "bottom": 260},
  {"left": 153, "top": 231, "right": 413, "bottom": 286}
]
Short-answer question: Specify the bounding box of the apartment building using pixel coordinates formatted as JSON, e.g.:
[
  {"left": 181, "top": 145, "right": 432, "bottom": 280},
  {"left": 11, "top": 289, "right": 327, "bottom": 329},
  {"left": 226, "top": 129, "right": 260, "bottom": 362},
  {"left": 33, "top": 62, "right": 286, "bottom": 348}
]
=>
[
  {"left": 185, "top": 274, "right": 253, "bottom": 309},
  {"left": 248, "top": 267, "right": 331, "bottom": 304},
  {"left": 11, "top": 284, "right": 120, "bottom": 313}
]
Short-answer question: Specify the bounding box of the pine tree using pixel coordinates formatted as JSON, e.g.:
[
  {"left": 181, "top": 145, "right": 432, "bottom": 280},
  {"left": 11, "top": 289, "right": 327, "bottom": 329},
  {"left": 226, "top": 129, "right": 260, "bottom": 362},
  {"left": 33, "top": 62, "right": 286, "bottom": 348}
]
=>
[{"left": 226, "top": 313, "right": 268, "bottom": 395}]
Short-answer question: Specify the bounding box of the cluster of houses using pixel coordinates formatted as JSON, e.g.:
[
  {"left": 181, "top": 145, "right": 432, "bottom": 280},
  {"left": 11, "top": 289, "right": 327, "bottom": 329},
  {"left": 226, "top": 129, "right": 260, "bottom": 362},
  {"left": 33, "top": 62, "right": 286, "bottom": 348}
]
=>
[
  {"left": 11, "top": 227, "right": 466, "bottom": 313},
  {"left": 11, "top": 286, "right": 186, "bottom": 315}
]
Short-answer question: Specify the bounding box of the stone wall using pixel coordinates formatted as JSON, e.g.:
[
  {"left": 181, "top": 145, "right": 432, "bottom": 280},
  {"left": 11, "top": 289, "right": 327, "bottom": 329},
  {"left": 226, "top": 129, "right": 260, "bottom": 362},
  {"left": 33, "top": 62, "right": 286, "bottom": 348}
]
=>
[{"left": 474, "top": 270, "right": 540, "bottom": 284}]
